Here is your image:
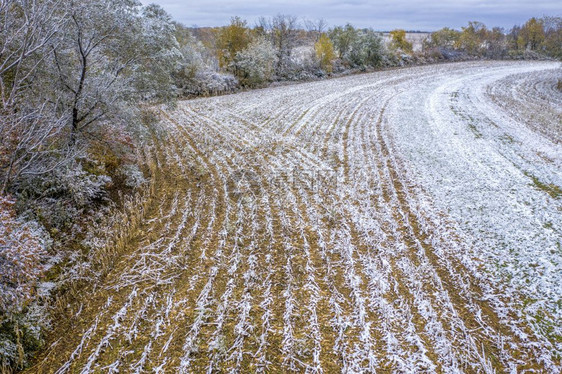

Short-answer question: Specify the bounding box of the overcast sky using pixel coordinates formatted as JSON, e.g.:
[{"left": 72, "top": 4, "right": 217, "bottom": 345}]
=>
[{"left": 139, "top": 0, "right": 560, "bottom": 31}]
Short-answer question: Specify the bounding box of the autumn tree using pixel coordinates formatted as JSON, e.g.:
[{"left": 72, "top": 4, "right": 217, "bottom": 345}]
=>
[
  {"left": 542, "top": 16, "right": 562, "bottom": 58},
  {"left": 215, "top": 16, "right": 251, "bottom": 71},
  {"left": 518, "top": 17, "right": 545, "bottom": 50},
  {"left": 426, "top": 27, "right": 461, "bottom": 49},
  {"left": 457, "top": 21, "right": 488, "bottom": 55},
  {"left": 507, "top": 17, "right": 561, "bottom": 57},
  {"left": 389, "top": 29, "right": 413, "bottom": 53},
  {"left": 485, "top": 27, "right": 507, "bottom": 58},
  {"left": 315, "top": 33, "right": 336, "bottom": 73}
]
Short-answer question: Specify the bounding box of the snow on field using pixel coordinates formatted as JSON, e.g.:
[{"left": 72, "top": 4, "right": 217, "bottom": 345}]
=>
[
  {"left": 29, "top": 61, "right": 561, "bottom": 373},
  {"left": 390, "top": 61, "right": 562, "bottom": 314}
]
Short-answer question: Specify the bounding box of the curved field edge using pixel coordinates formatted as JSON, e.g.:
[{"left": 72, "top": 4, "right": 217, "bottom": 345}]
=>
[{"left": 26, "top": 61, "right": 562, "bottom": 373}]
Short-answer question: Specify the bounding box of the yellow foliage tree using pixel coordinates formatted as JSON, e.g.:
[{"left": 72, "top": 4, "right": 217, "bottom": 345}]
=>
[
  {"left": 215, "top": 16, "right": 251, "bottom": 70},
  {"left": 315, "top": 33, "right": 336, "bottom": 73},
  {"left": 518, "top": 17, "right": 545, "bottom": 50},
  {"left": 456, "top": 21, "right": 487, "bottom": 55},
  {"left": 389, "top": 29, "right": 413, "bottom": 53}
]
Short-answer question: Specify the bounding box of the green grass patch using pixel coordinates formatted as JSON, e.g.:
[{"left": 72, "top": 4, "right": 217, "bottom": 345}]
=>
[
  {"left": 500, "top": 133, "right": 517, "bottom": 144},
  {"left": 467, "top": 123, "right": 483, "bottom": 138},
  {"left": 524, "top": 171, "right": 562, "bottom": 199}
]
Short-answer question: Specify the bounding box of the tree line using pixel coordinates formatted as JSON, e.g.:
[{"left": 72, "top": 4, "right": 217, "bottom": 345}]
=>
[
  {"left": 176, "top": 15, "right": 561, "bottom": 92},
  {"left": 0, "top": 0, "right": 560, "bottom": 370},
  {"left": 426, "top": 17, "right": 562, "bottom": 59}
]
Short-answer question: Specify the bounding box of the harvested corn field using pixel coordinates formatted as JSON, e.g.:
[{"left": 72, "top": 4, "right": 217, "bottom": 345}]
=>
[{"left": 29, "top": 61, "right": 562, "bottom": 373}]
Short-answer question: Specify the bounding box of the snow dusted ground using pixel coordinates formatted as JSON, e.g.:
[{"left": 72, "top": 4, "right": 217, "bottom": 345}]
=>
[
  {"left": 30, "top": 61, "right": 561, "bottom": 373},
  {"left": 488, "top": 68, "right": 562, "bottom": 143},
  {"left": 389, "top": 62, "right": 562, "bottom": 329}
]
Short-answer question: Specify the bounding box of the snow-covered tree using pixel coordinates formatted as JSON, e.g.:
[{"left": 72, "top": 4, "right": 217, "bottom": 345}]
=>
[
  {"left": 46, "top": 0, "right": 174, "bottom": 143},
  {"left": 0, "top": 0, "right": 62, "bottom": 109},
  {"left": 234, "top": 36, "right": 277, "bottom": 87},
  {"left": 173, "top": 28, "right": 221, "bottom": 94},
  {"left": 304, "top": 18, "right": 327, "bottom": 42},
  {"left": 329, "top": 26, "right": 384, "bottom": 68},
  {"left": 541, "top": 16, "right": 562, "bottom": 58},
  {"left": 0, "top": 0, "right": 67, "bottom": 193},
  {"left": 349, "top": 29, "right": 384, "bottom": 67},
  {"left": 258, "top": 15, "right": 300, "bottom": 77},
  {"left": 329, "top": 24, "right": 358, "bottom": 59}
]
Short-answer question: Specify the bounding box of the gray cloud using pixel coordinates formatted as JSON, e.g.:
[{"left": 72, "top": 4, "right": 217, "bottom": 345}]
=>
[{"left": 140, "top": 1, "right": 561, "bottom": 30}]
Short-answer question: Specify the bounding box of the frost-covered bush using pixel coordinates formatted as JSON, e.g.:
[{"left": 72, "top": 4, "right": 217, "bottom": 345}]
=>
[
  {"left": 178, "top": 43, "right": 208, "bottom": 80},
  {"left": 0, "top": 195, "right": 48, "bottom": 371},
  {"left": 292, "top": 46, "right": 324, "bottom": 79},
  {"left": 381, "top": 53, "right": 400, "bottom": 67},
  {"left": 348, "top": 29, "right": 385, "bottom": 67},
  {"left": 34, "top": 163, "right": 111, "bottom": 208},
  {"left": 0, "top": 305, "right": 44, "bottom": 372},
  {"left": 12, "top": 160, "right": 111, "bottom": 239},
  {"left": 234, "top": 37, "right": 277, "bottom": 87},
  {"left": 184, "top": 71, "right": 239, "bottom": 96},
  {"left": 63, "top": 167, "right": 111, "bottom": 207},
  {"left": 120, "top": 164, "right": 147, "bottom": 189},
  {"left": 0, "top": 196, "right": 47, "bottom": 314},
  {"left": 174, "top": 32, "right": 219, "bottom": 93}
]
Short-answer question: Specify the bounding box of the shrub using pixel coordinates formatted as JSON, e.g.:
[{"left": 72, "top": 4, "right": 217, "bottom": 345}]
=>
[
  {"left": 0, "top": 196, "right": 47, "bottom": 314},
  {"left": 0, "top": 195, "right": 48, "bottom": 371},
  {"left": 184, "top": 71, "right": 239, "bottom": 96}
]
